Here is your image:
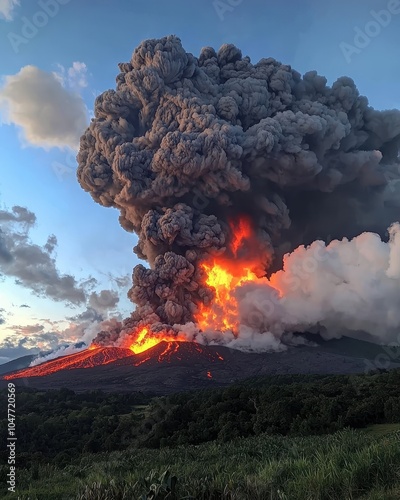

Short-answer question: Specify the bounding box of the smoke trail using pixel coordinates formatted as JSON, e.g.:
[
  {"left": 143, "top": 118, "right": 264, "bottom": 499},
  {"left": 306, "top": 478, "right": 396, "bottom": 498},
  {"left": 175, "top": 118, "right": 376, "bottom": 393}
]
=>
[
  {"left": 29, "top": 343, "right": 87, "bottom": 366},
  {"left": 77, "top": 36, "right": 400, "bottom": 346}
]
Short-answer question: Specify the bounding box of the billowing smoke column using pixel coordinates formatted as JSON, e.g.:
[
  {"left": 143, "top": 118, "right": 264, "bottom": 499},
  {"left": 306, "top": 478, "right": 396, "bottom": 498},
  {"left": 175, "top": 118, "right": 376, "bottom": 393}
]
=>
[{"left": 77, "top": 35, "right": 400, "bottom": 348}]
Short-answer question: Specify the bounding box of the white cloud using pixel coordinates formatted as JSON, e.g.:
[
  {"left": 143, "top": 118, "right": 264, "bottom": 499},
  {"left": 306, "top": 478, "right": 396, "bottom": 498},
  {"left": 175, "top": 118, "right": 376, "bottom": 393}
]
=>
[
  {"left": 0, "top": 65, "right": 88, "bottom": 150},
  {"left": 0, "top": 0, "right": 19, "bottom": 21},
  {"left": 54, "top": 61, "right": 89, "bottom": 90},
  {"left": 68, "top": 61, "right": 88, "bottom": 89}
]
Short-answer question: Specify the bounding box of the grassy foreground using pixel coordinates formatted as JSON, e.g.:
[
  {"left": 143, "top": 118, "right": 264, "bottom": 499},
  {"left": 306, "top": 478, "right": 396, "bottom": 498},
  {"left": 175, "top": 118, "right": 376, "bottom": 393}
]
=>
[{"left": 4, "top": 426, "right": 400, "bottom": 499}]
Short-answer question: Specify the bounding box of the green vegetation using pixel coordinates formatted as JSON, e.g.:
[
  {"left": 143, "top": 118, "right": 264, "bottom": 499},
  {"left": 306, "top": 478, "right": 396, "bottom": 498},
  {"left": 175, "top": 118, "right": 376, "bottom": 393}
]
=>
[
  {"left": 0, "top": 369, "right": 399, "bottom": 498},
  {"left": 139, "top": 369, "right": 400, "bottom": 448},
  {"left": 365, "top": 423, "right": 400, "bottom": 437},
  {"left": 1, "top": 429, "right": 400, "bottom": 499}
]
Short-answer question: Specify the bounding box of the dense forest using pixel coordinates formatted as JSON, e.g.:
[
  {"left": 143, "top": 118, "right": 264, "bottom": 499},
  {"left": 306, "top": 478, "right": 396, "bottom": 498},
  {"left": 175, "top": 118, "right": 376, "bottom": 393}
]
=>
[
  {"left": 1, "top": 370, "right": 400, "bottom": 498},
  {"left": 1, "top": 369, "right": 399, "bottom": 468}
]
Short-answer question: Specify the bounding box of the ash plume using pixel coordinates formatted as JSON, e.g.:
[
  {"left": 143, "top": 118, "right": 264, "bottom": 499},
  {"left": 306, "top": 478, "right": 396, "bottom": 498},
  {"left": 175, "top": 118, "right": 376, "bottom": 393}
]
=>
[{"left": 77, "top": 35, "right": 400, "bottom": 348}]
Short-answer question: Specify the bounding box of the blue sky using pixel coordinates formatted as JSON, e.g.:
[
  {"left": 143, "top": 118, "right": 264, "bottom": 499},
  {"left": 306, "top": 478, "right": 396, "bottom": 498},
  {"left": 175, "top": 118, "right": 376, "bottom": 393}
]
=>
[{"left": 0, "top": 0, "right": 399, "bottom": 361}]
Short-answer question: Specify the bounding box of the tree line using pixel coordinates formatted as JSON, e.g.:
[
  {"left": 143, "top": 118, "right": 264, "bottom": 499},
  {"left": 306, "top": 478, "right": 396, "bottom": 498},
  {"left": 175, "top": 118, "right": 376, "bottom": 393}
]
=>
[{"left": 0, "top": 369, "right": 399, "bottom": 466}]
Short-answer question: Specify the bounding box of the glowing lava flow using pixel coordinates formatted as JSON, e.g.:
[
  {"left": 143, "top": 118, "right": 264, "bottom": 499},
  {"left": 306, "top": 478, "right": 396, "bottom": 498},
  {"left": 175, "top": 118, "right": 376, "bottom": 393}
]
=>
[
  {"left": 3, "top": 347, "right": 135, "bottom": 380},
  {"left": 133, "top": 340, "right": 182, "bottom": 366},
  {"left": 128, "top": 327, "right": 186, "bottom": 355},
  {"left": 196, "top": 215, "right": 263, "bottom": 333}
]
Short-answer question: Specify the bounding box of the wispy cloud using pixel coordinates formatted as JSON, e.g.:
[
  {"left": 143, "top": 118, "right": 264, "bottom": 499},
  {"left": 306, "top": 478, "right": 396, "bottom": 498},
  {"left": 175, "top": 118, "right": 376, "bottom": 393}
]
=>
[
  {"left": 9, "top": 323, "right": 44, "bottom": 335},
  {"left": 54, "top": 61, "right": 89, "bottom": 90},
  {"left": 0, "top": 0, "right": 19, "bottom": 21}
]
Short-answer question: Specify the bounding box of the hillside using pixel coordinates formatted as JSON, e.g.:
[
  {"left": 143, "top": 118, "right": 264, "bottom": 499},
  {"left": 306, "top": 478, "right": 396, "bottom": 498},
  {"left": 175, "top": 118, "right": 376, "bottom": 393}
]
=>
[{"left": 1, "top": 336, "right": 399, "bottom": 394}]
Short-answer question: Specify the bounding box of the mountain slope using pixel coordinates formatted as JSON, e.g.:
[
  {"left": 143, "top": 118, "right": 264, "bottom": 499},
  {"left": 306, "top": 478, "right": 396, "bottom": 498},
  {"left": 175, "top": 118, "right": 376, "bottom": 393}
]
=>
[
  {"left": 1, "top": 337, "right": 399, "bottom": 394},
  {"left": 0, "top": 355, "right": 37, "bottom": 375}
]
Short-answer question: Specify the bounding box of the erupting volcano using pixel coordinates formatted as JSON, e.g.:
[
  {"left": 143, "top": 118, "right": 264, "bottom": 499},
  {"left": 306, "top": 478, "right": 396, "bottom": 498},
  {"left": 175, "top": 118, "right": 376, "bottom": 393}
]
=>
[
  {"left": 3, "top": 340, "right": 226, "bottom": 384},
  {"left": 118, "top": 215, "right": 271, "bottom": 352},
  {"left": 5, "top": 35, "right": 400, "bottom": 385},
  {"left": 75, "top": 34, "right": 399, "bottom": 355}
]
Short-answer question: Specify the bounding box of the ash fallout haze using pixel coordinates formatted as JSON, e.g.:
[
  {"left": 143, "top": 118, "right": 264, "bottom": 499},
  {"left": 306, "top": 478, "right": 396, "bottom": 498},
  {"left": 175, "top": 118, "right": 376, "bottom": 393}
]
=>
[{"left": 0, "top": 0, "right": 399, "bottom": 364}]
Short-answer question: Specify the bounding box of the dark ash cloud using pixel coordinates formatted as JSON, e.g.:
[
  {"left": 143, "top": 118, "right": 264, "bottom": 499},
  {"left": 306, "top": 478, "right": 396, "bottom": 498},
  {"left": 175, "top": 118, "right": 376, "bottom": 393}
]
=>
[
  {"left": 88, "top": 289, "right": 119, "bottom": 312},
  {"left": 76, "top": 36, "right": 400, "bottom": 345}
]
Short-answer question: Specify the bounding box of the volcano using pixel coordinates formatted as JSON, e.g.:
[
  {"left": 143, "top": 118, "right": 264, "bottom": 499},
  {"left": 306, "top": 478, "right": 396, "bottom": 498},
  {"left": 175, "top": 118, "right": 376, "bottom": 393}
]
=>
[
  {"left": 2, "top": 37, "right": 399, "bottom": 398},
  {"left": 2, "top": 341, "right": 225, "bottom": 385},
  {"left": 2, "top": 337, "right": 400, "bottom": 394},
  {"left": 74, "top": 35, "right": 400, "bottom": 356}
]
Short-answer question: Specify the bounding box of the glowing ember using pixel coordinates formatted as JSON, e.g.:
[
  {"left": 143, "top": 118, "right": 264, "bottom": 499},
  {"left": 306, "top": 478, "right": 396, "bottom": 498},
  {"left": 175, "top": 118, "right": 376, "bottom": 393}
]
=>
[
  {"left": 207, "top": 370, "right": 213, "bottom": 379},
  {"left": 230, "top": 215, "right": 253, "bottom": 257},
  {"left": 134, "top": 355, "right": 152, "bottom": 367},
  {"left": 157, "top": 341, "right": 180, "bottom": 361}
]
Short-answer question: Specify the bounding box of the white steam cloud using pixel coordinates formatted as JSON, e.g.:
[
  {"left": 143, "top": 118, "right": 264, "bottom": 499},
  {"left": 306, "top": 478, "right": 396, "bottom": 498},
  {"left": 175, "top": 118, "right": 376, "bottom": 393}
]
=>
[{"left": 228, "top": 224, "right": 400, "bottom": 350}]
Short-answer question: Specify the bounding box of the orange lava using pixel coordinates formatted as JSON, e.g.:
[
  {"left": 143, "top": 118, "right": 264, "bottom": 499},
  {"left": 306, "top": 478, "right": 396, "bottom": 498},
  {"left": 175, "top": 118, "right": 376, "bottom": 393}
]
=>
[
  {"left": 128, "top": 326, "right": 186, "bottom": 354},
  {"left": 195, "top": 215, "right": 264, "bottom": 334},
  {"left": 3, "top": 347, "right": 134, "bottom": 380},
  {"left": 134, "top": 341, "right": 182, "bottom": 365},
  {"left": 230, "top": 215, "right": 253, "bottom": 257},
  {"left": 196, "top": 259, "right": 259, "bottom": 332}
]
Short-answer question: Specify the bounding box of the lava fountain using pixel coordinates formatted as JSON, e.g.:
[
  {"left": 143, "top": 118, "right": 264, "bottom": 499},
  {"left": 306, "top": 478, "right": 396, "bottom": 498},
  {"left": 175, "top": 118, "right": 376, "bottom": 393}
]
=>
[{"left": 195, "top": 215, "right": 268, "bottom": 334}]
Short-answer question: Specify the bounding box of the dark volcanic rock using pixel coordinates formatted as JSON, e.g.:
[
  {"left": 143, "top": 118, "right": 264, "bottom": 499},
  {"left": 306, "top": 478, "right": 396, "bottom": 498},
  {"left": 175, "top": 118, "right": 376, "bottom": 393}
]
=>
[{"left": 1, "top": 339, "right": 399, "bottom": 394}]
